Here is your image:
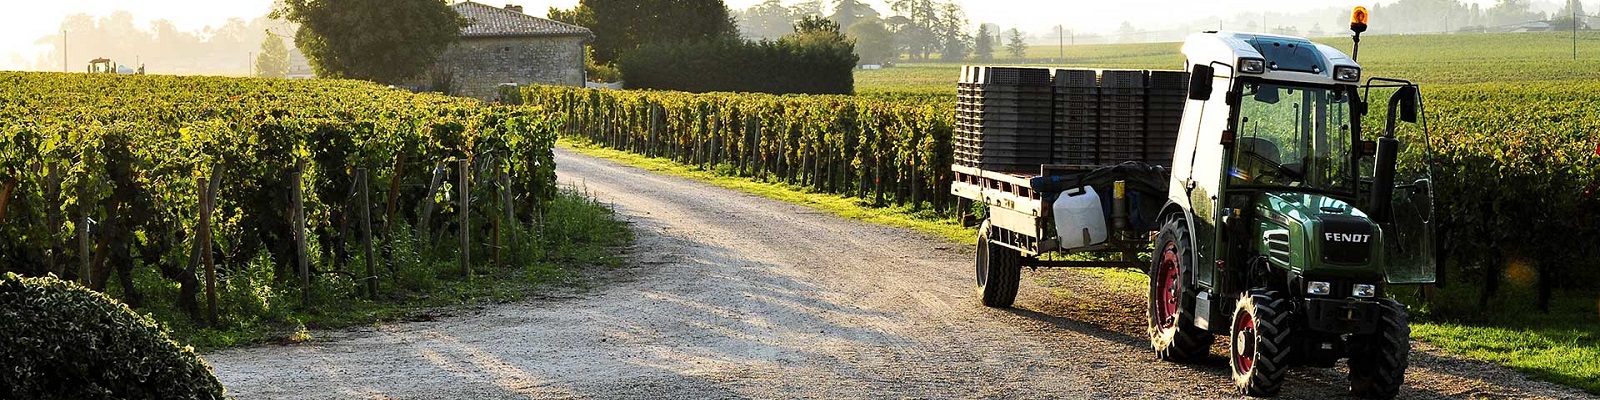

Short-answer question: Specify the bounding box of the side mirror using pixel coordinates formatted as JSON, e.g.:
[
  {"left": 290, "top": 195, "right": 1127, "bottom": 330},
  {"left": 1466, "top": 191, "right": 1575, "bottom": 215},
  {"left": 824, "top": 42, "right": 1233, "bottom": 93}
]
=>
[
  {"left": 1392, "top": 85, "right": 1419, "bottom": 123},
  {"left": 1188, "top": 64, "right": 1213, "bottom": 101}
]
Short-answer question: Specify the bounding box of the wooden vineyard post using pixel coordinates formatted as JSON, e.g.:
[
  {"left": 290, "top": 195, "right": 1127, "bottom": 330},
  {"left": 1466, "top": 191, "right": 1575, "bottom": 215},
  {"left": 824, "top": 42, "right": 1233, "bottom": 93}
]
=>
[
  {"left": 458, "top": 159, "right": 470, "bottom": 279},
  {"left": 358, "top": 168, "right": 376, "bottom": 300},
  {"left": 78, "top": 181, "right": 91, "bottom": 287},
  {"left": 47, "top": 163, "right": 62, "bottom": 276},
  {"left": 383, "top": 153, "right": 404, "bottom": 277},
  {"left": 199, "top": 176, "right": 217, "bottom": 326},
  {"left": 293, "top": 159, "right": 310, "bottom": 307},
  {"left": 418, "top": 162, "right": 446, "bottom": 241},
  {"left": 496, "top": 162, "right": 512, "bottom": 269}
]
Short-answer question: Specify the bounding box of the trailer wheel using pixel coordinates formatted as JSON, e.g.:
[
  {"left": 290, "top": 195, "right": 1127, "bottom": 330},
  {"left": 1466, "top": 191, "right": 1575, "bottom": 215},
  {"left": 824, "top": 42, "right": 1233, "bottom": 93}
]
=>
[
  {"left": 1149, "top": 217, "right": 1214, "bottom": 362},
  {"left": 1230, "top": 289, "right": 1294, "bottom": 397},
  {"left": 1347, "top": 299, "right": 1410, "bottom": 399},
  {"left": 975, "top": 220, "right": 1021, "bottom": 308}
]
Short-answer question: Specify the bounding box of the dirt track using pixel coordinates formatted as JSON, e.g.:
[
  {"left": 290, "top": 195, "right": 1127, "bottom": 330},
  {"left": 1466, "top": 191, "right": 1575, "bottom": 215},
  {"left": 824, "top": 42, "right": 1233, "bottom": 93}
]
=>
[{"left": 206, "top": 148, "right": 1593, "bottom": 399}]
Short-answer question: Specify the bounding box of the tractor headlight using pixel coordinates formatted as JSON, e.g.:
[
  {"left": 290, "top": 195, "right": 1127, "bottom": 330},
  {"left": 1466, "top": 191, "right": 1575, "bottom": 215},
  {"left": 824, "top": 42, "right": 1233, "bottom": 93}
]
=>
[
  {"left": 1352, "top": 284, "right": 1378, "bottom": 298},
  {"left": 1334, "top": 66, "right": 1362, "bottom": 82},
  {"left": 1239, "top": 58, "right": 1267, "bottom": 74},
  {"left": 1307, "top": 281, "right": 1333, "bottom": 296}
]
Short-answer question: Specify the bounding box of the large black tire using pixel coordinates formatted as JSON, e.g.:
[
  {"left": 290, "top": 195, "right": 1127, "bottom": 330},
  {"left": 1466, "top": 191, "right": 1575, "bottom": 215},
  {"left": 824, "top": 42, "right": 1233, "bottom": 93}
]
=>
[
  {"left": 1148, "top": 217, "right": 1215, "bottom": 362},
  {"left": 976, "top": 221, "right": 1021, "bottom": 308},
  {"left": 1348, "top": 299, "right": 1410, "bottom": 399},
  {"left": 1230, "top": 289, "right": 1294, "bottom": 397}
]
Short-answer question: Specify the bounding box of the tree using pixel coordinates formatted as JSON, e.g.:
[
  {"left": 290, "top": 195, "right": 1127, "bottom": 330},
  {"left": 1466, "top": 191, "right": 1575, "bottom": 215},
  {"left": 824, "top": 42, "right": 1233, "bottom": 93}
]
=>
[
  {"left": 549, "top": 0, "right": 739, "bottom": 65},
  {"left": 1005, "top": 28, "right": 1027, "bottom": 59},
  {"left": 273, "top": 0, "right": 463, "bottom": 84},
  {"left": 736, "top": 0, "right": 797, "bottom": 40},
  {"left": 937, "top": 3, "right": 971, "bottom": 61},
  {"left": 847, "top": 18, "right": 895, "bottom": 65},
  {"left": 830, "top": 0, "right": 880, "bottom": 30},
  {"left": 255, "top": 32, "right": 290, "bottom": 78},
  {"left": 973, "top": 24, "right": 993, "bottom": 62},
  {"left": 1554, "top": 0, "right": 1590, "bottom": 30}
]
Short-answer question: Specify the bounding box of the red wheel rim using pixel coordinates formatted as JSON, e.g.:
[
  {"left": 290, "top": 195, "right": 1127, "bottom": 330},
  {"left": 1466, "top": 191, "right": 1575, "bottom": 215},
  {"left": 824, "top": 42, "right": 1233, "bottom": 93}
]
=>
[
  {"left": 1156, "top": 242, "right": 1180, "bottom": 330},
  {"left": 1234, "top": 310, "right": 1257, "bottom": 374}
]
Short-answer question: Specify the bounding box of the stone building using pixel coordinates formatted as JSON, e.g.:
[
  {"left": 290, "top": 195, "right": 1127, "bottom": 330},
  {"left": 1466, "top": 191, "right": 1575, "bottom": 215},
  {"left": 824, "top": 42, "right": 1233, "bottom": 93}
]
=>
[{"left": 435, "top": 1, "right": 593, "bottom": 100}]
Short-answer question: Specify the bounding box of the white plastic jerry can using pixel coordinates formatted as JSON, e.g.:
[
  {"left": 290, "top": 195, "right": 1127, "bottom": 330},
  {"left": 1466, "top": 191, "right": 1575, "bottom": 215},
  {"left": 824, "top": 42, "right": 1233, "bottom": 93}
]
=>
[{"left": 1053, "top": 186, "right": 1108, "bottom": 250}]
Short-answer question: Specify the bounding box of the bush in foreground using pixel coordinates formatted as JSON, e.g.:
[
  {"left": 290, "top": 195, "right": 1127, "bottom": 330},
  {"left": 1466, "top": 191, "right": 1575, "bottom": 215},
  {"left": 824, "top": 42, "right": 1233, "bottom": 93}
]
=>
[{"left": 0, "top": 273, "right": 224, "bottom": 399}]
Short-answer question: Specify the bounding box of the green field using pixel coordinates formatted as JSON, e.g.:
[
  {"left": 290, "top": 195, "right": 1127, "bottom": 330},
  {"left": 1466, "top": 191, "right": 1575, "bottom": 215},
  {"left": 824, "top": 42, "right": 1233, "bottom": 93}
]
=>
[
  {"left": 860, "top": 31, "right": 1600, "bottom": 94},
  {"left": 857, "top": 31, "right": 1600, "bottom": 393}
]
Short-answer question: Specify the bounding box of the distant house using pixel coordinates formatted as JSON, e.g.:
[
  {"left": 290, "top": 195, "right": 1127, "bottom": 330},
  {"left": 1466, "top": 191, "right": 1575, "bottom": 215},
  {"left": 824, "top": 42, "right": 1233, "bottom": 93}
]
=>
[
  {"left": 1508, "top": 21, "right": 1554, "bottom": 32},
  {"left": 431, "top": 2, "right": 594, "bottom": 100}
]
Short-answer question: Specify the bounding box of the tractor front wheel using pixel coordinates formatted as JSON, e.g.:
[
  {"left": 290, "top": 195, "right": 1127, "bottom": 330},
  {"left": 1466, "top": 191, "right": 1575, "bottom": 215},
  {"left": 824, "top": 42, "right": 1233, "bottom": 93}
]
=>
[
  {"left": 1231, "top": 289, "right": 1294, "bottom": 397},
  {"left": 1348, "top": 299, "right": 1410, "bottom": 399}
]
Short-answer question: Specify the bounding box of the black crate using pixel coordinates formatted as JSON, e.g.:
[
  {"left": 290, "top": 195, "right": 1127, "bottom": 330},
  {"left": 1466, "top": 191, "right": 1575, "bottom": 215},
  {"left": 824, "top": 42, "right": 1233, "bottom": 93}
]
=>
[
  {"left": 1053, "top": 105, "right": 1099, "bottom": 116},
  {"left": 1148, "top": 89, "right": 1188, "bottom": 99},
  {"left": 1054, "top": 69, "right": 1098, "bottom": 88},
  {"left": 959, "top": 97, "right": 1054, "bottom": 109},
  {"left": 965, "top": 84, "right": 1054, "bottom": 94},
  {"left": 1147, "top": 109, "right": 1184, "bottom": 119},
  {"left": 1055, "top": 123, "right": 1099, "bottom": 134},
  {"left": 958, "top": 119, "right": 1053, "bottom": 131},
  {"left": 1100, "top": 94, "right": 1146, "bottom": 103},
  {"left": 956, "top": 133, "right": 1053, "bottom": 144},
  {"left": 1100, "top": 108, "right": 1147, "bottom": 118},
  {"left": 1099, "top": 151, "right": 1146, "bottom": 163},
  {"left": 1101, "top": 87, "right": 1147, "bottom": 96},
  {"left": 1101, "top": 70, "right": 1148, "bottom": 88},
  {"left": 1148, "top": 70, "right": 1190, "bottom": 90},
  {"left": 958, "top": 104, "right": 1055, "bottom": 116},
  {"left": 1098, "top": 101, "right": 1145, "bottom": 110},
  {"left": 1147, "top": 101, "right": 1185, "bottom": 111},
  {"left": 1053, "top": 92, "right": 1099, "bottom": 103},
  {"left": 1052, "top": 151, "right": 1100, "bottom": 165},
  {"left": 1054, "top": 86, "right": 1099, "bottom": 95},
  {"left": 965, "top": 66, "right": 1053, "bottom": 86},
  {"left": 1100, "top": 136, "right": 1142, "bottom": 146}
]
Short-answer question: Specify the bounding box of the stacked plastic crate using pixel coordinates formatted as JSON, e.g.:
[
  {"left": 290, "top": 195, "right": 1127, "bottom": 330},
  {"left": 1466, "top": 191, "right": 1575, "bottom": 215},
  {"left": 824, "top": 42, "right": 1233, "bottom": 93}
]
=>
[
  {"left": 955, "top": 66, "right": 1055, "bottom": 173},
  {"left": 1096, "top": 70, "right": 1148, "bottom": 164},
  {"left": 1051, "top": 69, "right": 1099, "bottom": 166},
  {"left": 1145, "top": 71, "right": 1190, "bottom": 168}
]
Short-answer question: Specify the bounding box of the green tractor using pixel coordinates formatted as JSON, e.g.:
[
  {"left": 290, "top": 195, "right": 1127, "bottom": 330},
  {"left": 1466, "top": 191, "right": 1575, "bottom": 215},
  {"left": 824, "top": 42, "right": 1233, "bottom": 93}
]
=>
[{"left": 1148, "top": 11, "right": 1438, "bottom": 398}]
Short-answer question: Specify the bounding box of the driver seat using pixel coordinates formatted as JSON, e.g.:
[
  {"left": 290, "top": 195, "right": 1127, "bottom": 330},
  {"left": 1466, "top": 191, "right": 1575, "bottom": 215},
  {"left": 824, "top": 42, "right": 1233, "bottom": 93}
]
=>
[{"left": 1238, "top": 137, "right": 1281, "bottom": 165}]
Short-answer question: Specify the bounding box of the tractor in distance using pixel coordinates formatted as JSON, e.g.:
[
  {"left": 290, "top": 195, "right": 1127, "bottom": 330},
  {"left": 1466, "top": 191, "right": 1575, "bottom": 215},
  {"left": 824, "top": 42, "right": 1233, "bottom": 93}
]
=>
[{"left": 951, "top": 7, "right": 1437, "bottom": 398}]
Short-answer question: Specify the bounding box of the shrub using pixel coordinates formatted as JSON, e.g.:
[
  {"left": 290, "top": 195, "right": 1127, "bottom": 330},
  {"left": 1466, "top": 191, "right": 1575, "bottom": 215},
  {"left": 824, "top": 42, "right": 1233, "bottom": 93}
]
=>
[
  {"left": 0, "top": 273, "right": 225, "bottom": 399},
  {"left": 619, "top": 25, "right": 857, "bottom": 95}
]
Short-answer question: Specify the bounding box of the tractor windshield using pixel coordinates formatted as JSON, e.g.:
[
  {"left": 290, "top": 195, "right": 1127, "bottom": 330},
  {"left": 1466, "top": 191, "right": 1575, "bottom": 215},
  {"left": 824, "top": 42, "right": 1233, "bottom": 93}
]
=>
[{"left": 1229, "top": 81, "right": 1358, "bottom": 195}]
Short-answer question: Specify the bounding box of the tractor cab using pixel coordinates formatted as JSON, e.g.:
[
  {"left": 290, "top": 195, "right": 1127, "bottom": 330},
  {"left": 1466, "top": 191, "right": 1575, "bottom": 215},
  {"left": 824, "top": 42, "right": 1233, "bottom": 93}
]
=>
[{"left": 1168, "top": 30, "right": 1437, "bottom": 294}]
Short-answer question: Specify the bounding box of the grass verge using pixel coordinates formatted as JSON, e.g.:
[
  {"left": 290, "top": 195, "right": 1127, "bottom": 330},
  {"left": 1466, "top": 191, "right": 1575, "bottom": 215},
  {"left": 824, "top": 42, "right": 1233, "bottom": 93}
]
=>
[
  {"left": 123, "top": 189, "right": 633, "bottom": 352},
  {"left": 559, "top": 138, "right": 974, "bottom": 244},
  {"left": 560, "top": 136, "right": 1600, "bottom": 395}
]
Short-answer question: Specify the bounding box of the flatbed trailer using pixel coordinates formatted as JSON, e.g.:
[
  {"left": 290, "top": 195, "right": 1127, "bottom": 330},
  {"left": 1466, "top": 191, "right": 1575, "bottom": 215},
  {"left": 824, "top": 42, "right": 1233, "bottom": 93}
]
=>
[{"left": 951, "top": 163, "right": 1159, "bottom": 270}]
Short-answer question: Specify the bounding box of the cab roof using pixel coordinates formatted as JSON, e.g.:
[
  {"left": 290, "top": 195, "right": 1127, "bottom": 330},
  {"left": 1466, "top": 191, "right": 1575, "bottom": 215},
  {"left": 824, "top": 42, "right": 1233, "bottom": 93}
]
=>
[{"left": 1181, "top": 31, "right": 1358, "bottom": 86}]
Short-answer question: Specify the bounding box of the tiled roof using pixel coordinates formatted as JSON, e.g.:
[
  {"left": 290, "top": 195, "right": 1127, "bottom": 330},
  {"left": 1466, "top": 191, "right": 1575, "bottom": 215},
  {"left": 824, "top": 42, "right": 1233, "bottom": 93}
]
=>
[{"left": 454, "top": 1, "right": 593, "bottom": 38}]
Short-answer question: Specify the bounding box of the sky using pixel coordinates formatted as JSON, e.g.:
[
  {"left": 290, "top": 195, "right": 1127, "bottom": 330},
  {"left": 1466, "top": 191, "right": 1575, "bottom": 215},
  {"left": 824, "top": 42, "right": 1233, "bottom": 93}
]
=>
[{"left": 0, "top": 0, "right": 1513, "bottom": 71}]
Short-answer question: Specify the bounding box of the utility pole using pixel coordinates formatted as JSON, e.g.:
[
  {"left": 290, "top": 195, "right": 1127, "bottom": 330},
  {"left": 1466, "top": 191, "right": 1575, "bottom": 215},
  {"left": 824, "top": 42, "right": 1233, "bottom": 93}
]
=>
[
  {"left": 1574, "top": 0, "right": 1579, "bottom": 60},
  {"left": 1055, "top": 25, "right": 1064, "bottom": 61}
]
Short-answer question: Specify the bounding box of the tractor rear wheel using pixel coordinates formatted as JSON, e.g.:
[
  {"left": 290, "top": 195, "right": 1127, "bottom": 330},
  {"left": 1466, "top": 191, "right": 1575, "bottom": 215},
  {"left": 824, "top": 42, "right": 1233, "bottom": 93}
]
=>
[
  {"left": 976, "top": 220, "right": 1021, "bottom": 308},
  {"left": 1231, "top": 289, "right": 1294, "bottom": 397},
  {"left": 1148, "top": 217, "right": 1214, "bottom": 362},
  {"left": 1347, "top": 299, "right": 1410, "bottom": 399}
]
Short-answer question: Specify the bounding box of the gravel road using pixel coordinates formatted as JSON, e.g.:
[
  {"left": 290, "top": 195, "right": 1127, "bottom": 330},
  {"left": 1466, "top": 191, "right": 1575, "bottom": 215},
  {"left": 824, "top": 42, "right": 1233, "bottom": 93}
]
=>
[{"left": 206, "top": 148, "right": 1593, "bottom": 399}]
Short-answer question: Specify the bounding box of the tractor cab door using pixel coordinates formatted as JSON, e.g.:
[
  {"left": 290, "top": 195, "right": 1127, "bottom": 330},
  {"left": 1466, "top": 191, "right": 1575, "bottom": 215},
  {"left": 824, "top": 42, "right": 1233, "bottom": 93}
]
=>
[{"left": 1360, "top": 81, "right": 1438, "bottom": 284}]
